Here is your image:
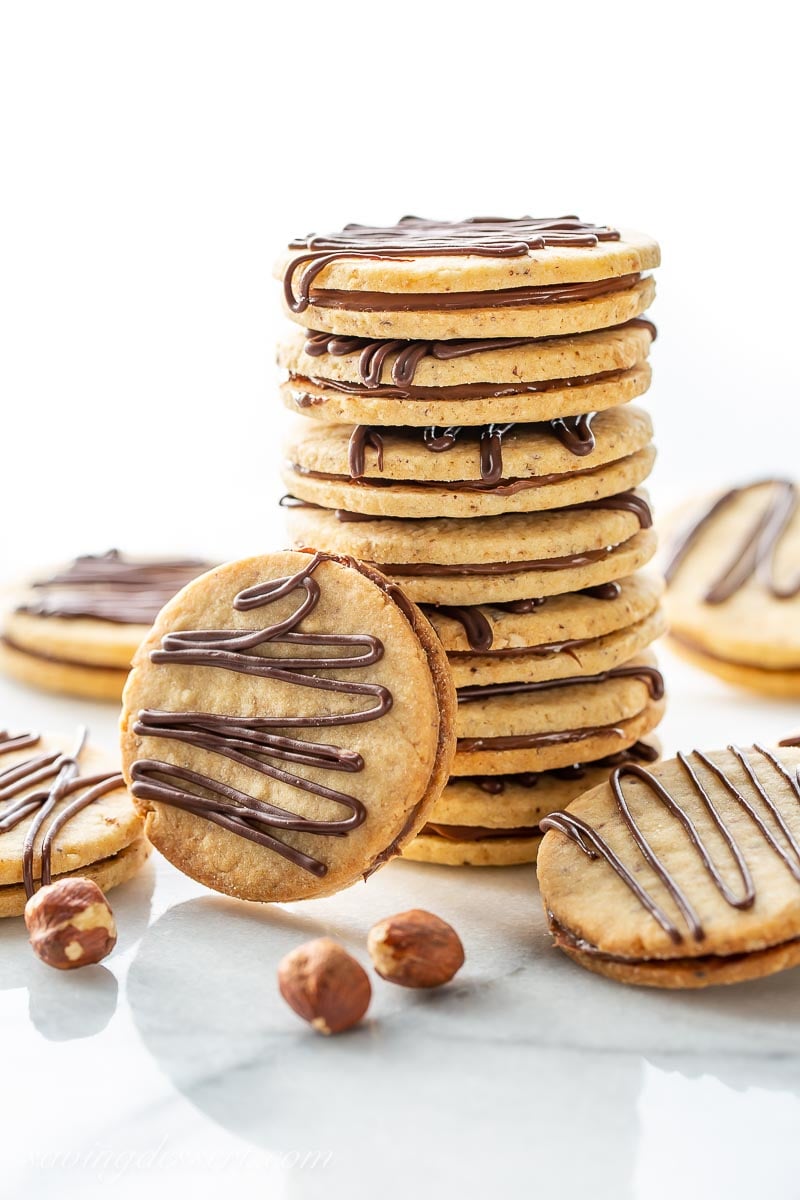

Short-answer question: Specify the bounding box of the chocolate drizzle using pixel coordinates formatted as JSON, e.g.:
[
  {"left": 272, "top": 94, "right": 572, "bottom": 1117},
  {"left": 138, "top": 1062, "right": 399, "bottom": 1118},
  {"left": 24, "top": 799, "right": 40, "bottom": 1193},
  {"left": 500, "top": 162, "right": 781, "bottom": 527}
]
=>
[
  {"left": 302, "top": 274, "right": 641, "bottom": 314},
  {"left": 664, "top": 479, "right": 800, "bottom": 603},
  {"left": 18, "top": 550, "right": 211, "bottom": 625},
  {"left": 293, "top": 368, "right": 625, "bottom": 402},
  {"left": 130, "top": 553, "right": 395, "bottom": 878},
  {"left": 302, "top": 314, "right": 654, "bottom": 389},
  {"left": 285, "top": 216, "right": 621, "bottom": 313},
  {"left": 421, "top": 580, "right": 622, "bottom": 651},
  {"left": 0, "top": 729, "right": 124, "bottom": 897},
  {"left": 540, "top": 745, "right": 800, "bottom": 945},
  {"left": 462, "top": 742, "right": 660, "bottom": 794},
  {"left": 340, "top": 416, "right": 597, "bottom": 487},
  {"left": 457, "top": 664, "right": 665, "bottom": 704}
]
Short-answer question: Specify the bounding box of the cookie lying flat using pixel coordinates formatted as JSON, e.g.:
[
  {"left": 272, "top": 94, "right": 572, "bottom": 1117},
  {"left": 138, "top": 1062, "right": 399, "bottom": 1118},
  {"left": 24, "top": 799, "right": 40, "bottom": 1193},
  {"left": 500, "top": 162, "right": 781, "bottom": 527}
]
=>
[
  {"left": 0, "top": 728, "right": 148, "bottom": 918},
  {"left": 0, "top": 550, "right": 212, "bottom": 700},
  {"left": 283, "top": 408, "right": 655, "bottom": 519},
  {"left": 278, "top": 319, "right": 655, "bottom": 427},
  {"left": 454, "top": 653, "right": 665, "bottom": 775},
  {"left": 277, "top": 215, "right": 659, "bottom": 340},
  {"left": 538, "top": 743, "right": 800, "bottom": 988},
  {"left": 403, "top": 739, "right": 660, "bottom": 867},
  {"left": 284, "top": 490, "right": 656, "bottom": 606},
  {"left": 422, "top": 574, "right": 664, "bottom": 687},
  {"left": 664, "top": 479, "right": 800, "bottom": 696},
  {"left": 120, "top": 551, "right": 456, "bottom": 903}
]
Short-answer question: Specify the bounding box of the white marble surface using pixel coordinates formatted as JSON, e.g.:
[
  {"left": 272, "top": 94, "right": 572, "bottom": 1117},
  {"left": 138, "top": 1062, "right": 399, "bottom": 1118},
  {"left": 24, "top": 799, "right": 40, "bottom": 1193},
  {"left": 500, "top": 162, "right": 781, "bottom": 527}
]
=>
[{"left": 1, "top": 642, "right": 800, "bottom": 1200}]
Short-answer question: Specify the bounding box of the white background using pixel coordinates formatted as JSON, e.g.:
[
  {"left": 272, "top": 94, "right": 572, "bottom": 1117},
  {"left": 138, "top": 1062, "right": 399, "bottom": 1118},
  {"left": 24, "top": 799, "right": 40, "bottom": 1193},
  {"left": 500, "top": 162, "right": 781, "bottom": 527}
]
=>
[
  {"left": 1, "top": 0, "right": 798, "bottom": 578},
  {"left": 2, "top": 7, "right": 800, "bottom": 1198}
]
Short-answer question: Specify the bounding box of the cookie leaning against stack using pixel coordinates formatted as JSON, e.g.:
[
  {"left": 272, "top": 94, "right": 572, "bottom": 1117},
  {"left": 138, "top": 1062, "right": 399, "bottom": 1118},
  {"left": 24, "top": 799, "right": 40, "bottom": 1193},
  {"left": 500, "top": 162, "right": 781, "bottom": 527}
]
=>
[
  {"left": 0, "top": 551, "right": 212, "bottom": 700},
  {"left": 120, "top": 551, "right": 455, "bottom": 902},
  {"left": 276, "top": 216, "right": 665, "bottom": 866}
]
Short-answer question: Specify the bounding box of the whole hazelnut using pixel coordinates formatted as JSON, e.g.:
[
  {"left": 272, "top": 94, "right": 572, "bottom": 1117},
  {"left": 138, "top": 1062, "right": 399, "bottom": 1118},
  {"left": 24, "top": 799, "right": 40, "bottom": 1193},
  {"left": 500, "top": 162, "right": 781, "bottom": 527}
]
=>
[
  {"left": 278, "top": 937, "right": 371, "bottom": 1035},
  {"left": 367, "top": 909, "right": 465, "bottom": 988},
  {"left": 24, "top": 877, "right": 117, "bottom": 970}
]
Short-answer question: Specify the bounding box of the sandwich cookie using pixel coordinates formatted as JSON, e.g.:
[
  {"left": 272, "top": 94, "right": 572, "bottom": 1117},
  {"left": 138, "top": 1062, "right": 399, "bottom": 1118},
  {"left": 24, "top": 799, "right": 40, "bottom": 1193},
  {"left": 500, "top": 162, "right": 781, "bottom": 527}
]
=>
[
  {"left": 538, "top": 742, "right": 800, "bottom": 988},
  {"left": 0, "top": 728, "right": 148, "bottom": 917},
  {"left": 278, "top": 216, "right": 659, "bottom": 340},
  {"left": 453, "top": 653, "right": 665, "bottom": 776},
  {"left": 423, "top": 574, "right": 665, "bottom": 687},
  {"left": 404, "top": 739, "right": 660, "bottom": 867},
  {"left": 283, "top": 407, "right": 655, "bottom": 519},
  {"left": 284, "top": 490, "right": 656, "bottom": 606},
  {"left": 664, "top": 479, "right": 800, "bottom": 696},
  {"left": 0, "top": 551, "right": 212, "bottom": 701},
  {"left": 278, "top": 319, "right": 655, "bottom": 428},
  {"left": 120, "top": 551, "right": 456, "bottom": 902}
]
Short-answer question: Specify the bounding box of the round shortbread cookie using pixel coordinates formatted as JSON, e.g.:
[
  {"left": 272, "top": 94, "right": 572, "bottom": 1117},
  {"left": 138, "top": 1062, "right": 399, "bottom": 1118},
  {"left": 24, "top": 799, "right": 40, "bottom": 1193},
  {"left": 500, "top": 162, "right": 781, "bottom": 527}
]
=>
[
  {"left": 278, "top": 319, "right": 655, "bottom": 390},
  {"left": 454, "top": 654, "right": 664, "bottom": 774},
  {"left": 120, "top": 551, "right": 456, "bottom": 903},
  {"left": 285, "top": 492, "right": 656, "bottom": 605},
  {"left": 0, "top": 836, "right": 150, "bottom": 919},
  {"left": 664, "top": 480, "right": 800, "bottom": 693},
  {"left": 665, "top": 635, "right": 800, "bottom": 698},
  {"left": 1, "top": 551, "right": 212, "bottom": 701},
  {"left": 0, "top": 730, "right": 146, "bottom": 916},
  {"left": 282, "top": 276, "right": 656, "bottom": 342},
  {"left": 454, "top": 698, "right": 665, "bottom": 776},
  {"left": 0, "top": 640, "right": 129, "bottom": 701},
  {"left": 424, "top": 572, "right": 662, "bottom": 651},
  {"left": 283, "top": 408, "right": 655, "bottom": 519},
  {"left": 404, "top": 833, "right": 543, "bottom": 867},
  {"left": 444, "top": 608, "right": 665, "bottom": 688},
  {"left": 281, "top": 365, "right": 651, "bottom": 429},
  {"left": 278, "top": 217, "right": 659, "bottom": 338},
  {"left": 279, "top": 220, "right": 660, "bottom": 296},
  {"left": 537, "top": 744, "right": 800, "bottom": 988},
  {"left": 277, "top": 320, "right": 655, "bottom": 427}
]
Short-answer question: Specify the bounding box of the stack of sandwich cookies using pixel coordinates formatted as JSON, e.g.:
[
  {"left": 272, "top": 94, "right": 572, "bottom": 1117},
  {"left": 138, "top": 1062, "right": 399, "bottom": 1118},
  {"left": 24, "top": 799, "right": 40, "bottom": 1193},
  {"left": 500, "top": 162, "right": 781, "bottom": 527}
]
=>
[
  {"left": 277, "top": 216, "right": 663, "bottom": 865},
  {"left": 0, "top": 728, "right": 148, "bottom": 917},
  {"left": 0, "top": 551, "right": 212, "bottom": 700},
  {"left": 664, "top": 479, "right": 800, "bottom": 696}
]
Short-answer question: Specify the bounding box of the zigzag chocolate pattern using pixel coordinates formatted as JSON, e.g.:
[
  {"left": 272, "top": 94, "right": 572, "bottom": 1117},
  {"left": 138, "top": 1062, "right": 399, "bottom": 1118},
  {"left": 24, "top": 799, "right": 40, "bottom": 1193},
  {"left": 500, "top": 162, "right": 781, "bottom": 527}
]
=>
[
  {"left": 0, "top": 729, "right": 123, "bottom": 896},
  {"left": 285, "top": 215, "right": 621, "bottom": 313},
  {"left": 130, "top": 553, "right": 393, "bottom": 878},
  {"left": 540, "top": 746, "right": 800, "bottom": 945}
]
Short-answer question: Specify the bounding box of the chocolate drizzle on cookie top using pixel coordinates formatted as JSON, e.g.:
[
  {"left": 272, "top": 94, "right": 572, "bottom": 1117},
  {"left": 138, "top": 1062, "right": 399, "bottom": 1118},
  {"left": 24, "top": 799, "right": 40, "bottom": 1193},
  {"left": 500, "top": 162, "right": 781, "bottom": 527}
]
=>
[
  {"left": 0, "top": 729, "right": 124, "bottom": 897},
  {"left": 130, "top": 553, "right": 400, "bottom": 878},
  {"left": 664, "top": 480, "right": 800, "bottom": 603},
  {"left": 540, "top": 745, "right": 800, "bottom": 946},
  {"left": 302, "top": 315, "right": 654, "bottom": 390},
  {"left": 341, "top": 418, "right": 597, "bottom": 486},
  {"left": 18, "top": 550, "right": 211, "bottom": 625},
  {"left": 284, "top": 216, "right": 622, "bottom": 313}
]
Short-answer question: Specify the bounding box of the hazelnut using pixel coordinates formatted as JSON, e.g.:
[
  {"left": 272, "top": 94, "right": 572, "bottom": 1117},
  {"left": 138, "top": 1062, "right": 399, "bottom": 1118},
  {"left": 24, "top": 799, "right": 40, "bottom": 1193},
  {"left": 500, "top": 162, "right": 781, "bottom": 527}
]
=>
[
  {"left": 24, "top": 878, "right": 117, "bottom": 970},
  {"left": 367, "top": 909, "right": 464, "bottom": 988},
  {"left": 278, "top": 937, "right": 371, "bottom": 1035}
]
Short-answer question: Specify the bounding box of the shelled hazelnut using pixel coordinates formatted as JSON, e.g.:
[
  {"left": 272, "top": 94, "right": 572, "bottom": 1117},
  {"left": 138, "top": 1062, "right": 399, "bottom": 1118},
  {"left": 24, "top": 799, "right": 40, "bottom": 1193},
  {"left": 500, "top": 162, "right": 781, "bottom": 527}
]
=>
[
  {"left": 24, "top": 877, "right": 117, "bottom": 970},
  {"left": 367, "top": 909, "right": 465, "bottom": 988},
  {"left": 278, "top": 937, "right": 371, "bottom": 1034}
]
